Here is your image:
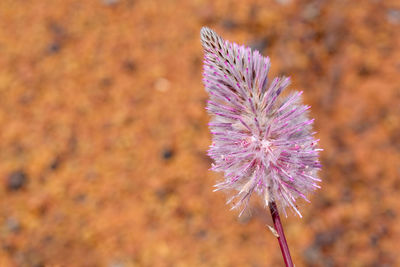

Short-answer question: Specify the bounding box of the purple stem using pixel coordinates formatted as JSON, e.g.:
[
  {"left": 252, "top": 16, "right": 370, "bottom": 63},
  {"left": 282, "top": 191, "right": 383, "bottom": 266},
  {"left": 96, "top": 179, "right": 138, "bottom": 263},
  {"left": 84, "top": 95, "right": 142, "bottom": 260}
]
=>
[{"left": 269, "top": 201, "right": 294, "bottom": 267}]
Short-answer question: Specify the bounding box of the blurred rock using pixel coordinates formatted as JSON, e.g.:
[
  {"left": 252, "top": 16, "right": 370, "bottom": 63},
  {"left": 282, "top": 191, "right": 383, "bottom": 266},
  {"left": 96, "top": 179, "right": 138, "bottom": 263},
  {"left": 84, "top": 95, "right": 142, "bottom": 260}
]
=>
[
  {"left": 15, "top": 250, "right": 44, "bottom": 267},
  {"left": 161, "top": 148, "right": 174, "bottom": 160},
  {"left": 108, "top": 260, "right": 125, "bottom": 267},
  {"left": 122, "top": 59, "right": 136, "bottom": 73},
  {"left": 6, "top": 170, "right": 28, "bottom": 191},
  {"left": 341, "top": 187, "right": 353, "bottom": 203},
  {"left": 275, "top": 0, "right": 291, "bottom": 5},
  {"left": 154, "top": 187, "right": 174, "bottom": 202},
  {"left": 47, "top": 42, "right": 61, "bottom": 54},
  {"left": 4, "top": 217, "right": 21, "bottom": 233},
  {"left": 49, "top": 156, "right": 62, "bottom": 171},
  {"left": 304, "top": 228, "right": 343, "bottom": 266},
  {"left": 102, "top": 0, "right": 119, "bottom": 5},
  {"left": 248, "top": 37, "right": 269, "bottom": 53},
  {"left": 302, "top": 3, "right": 320, "bottom": 21},
  {"left": 221, "top": 19, "right": 238, "bottom": 31},
  {"left": 195, "top": 229, "right": 208, "bottom": 240},
  {"left": 387, "top": 9, "right": 400, "bottom": 24}
]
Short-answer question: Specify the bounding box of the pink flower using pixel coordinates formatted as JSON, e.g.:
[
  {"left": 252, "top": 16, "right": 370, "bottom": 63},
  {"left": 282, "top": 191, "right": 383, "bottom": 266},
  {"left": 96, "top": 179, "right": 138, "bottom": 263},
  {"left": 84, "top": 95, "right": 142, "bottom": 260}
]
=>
[{"left": 201, "top": 27, "right": 322, "bottom": 217}]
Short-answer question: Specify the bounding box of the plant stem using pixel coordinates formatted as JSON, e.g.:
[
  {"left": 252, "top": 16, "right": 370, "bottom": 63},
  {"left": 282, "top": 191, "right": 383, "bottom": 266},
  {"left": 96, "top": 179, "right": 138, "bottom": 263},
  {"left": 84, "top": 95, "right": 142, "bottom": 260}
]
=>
[{"left": 269, "top": 201, "right": 294, "bottom": 267}]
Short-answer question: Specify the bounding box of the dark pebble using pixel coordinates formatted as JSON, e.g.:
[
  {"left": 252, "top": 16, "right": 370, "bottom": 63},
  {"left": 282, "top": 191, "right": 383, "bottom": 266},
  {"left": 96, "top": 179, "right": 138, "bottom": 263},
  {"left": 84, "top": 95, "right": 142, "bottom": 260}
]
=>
[
  {"left": 103, "top": 0, "right": 119, "bottom": 5},
  {"left": 384, "top": 209, "right": 396, "bottom": 219},
  {"left": 122, "top": 60, "right": 136, "bottom": 72},
  {"left": 154, "top": 187, "right": 174, "bottom": 202},
  {"left": 100, "top": 77, "right": 114, "bottom": 88},
  {"left": 248, "top": 37, "right": 269, "bottom": 53},
  {"left": 340, "top": 188, "right": 353, "bottom": 203},
  {"left": 370, "top": 234, "right": 379, "bottom": 247},
  {"left": 5, "top": 217, "right": 21, "bottom": 233},
  {"left": 6, "top": 170, "right": 28, "bottom": 191},
  {"left": 303, "top": 245, "right": 323, "bottom": 265},
  {"left": 15, "top": 250, "right": 44, "bottom": 267},
  {"left": 47, "top": 42, "right": 61, "bottom": 54},
  {"left": 221, "top": 19, "right": 238, "bottom": 30},
  {"left": 161, "top": 148, "right": 174, "bottom": 160},
  {"left": 303, "top": 228, "right": 343, "bottom": 266},
  {"left": 49, "top": 156, "right": 62, "bottom": 170},
  {"left": 358, "top": 64, "right": 372, "bottom": 76},
  {"left": 387, "top": 8, "right": 400, "bottom": 24},
  {"left": 303, "top": 244, "right": 335, "bottom": 267},
  {"left": 314, "top": 229, "right": 341, "bottom": 247},
  {"left": 195, "top": 229, "right": 208, "bottom": 239},
  {"left": 240, "top": 232, "right": 250, "bottom": 242},
  {"left": 74, "top": 193, "right": 87, "bottom": 203}
]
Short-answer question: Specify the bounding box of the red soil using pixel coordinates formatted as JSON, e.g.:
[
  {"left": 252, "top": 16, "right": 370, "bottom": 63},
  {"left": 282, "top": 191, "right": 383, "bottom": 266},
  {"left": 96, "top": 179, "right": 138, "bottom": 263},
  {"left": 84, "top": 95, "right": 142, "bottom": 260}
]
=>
[{"left": 0, "top": 0, "right": 399, "bottom": 266}]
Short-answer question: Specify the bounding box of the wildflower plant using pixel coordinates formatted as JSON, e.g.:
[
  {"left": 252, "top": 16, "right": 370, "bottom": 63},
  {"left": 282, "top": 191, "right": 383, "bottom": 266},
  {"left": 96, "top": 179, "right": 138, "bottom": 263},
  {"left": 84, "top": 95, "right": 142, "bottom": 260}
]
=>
[{"left": 200, "top": 27, "right": 322, "bottom": 266}]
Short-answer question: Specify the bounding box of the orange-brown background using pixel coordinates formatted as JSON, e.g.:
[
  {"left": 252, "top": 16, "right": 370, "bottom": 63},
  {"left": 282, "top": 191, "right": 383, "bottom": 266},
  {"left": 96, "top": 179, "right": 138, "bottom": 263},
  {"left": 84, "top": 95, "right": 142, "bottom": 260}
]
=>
[{"left": 0, "top": 0, "right": 399, "bottom": 266}]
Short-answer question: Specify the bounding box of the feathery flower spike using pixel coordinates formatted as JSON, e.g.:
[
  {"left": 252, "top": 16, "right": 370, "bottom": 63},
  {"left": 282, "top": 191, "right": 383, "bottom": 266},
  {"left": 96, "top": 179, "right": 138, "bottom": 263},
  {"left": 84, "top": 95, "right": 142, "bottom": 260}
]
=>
[
  {"left": 200, "top": 27, "right": 321, "bottom": 217},
  {"left": 201, "top": 27, "right": 322, "bottom": 267}
]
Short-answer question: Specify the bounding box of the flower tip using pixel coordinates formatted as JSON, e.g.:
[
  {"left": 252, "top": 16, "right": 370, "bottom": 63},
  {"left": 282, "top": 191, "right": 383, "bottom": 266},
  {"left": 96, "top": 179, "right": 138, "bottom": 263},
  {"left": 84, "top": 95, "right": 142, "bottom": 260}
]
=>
[
  {"left": 200, "top": 26, "right": 210, "bottom": 33},
  {"left": 200, "top": 26, "right": 207, "bottom": 36},
  {"left": 200, "top": 27, "right": 214, "bottom": 41}
]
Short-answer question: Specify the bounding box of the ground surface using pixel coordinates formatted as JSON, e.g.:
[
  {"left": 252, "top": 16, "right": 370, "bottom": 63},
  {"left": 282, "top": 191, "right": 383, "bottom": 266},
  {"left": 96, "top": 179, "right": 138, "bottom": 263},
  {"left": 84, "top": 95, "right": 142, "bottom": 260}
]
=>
[{"left": 0, "top": 0, "right": 399, "bottom": 266}]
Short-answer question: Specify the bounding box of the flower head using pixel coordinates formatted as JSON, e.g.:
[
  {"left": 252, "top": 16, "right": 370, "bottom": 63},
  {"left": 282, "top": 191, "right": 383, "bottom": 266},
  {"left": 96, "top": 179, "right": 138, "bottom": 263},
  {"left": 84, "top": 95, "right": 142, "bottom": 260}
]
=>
[{"left": 200, "top": 27, "right": 322, "bottom": 217}]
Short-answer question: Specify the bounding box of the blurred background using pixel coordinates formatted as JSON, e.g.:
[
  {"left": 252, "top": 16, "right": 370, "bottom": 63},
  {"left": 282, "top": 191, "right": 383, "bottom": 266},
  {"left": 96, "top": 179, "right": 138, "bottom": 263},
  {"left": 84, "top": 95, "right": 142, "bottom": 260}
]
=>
[{"left": 0, "top": 0, "right": 399, "bottom": 266}]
